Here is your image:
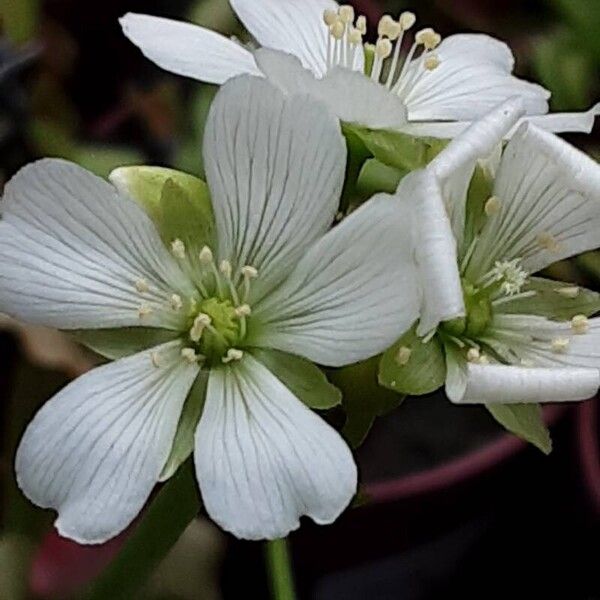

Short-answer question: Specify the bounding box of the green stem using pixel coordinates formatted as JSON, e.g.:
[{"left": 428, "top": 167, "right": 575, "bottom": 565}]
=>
[
  {"left": 265, "top": 538, "right": 296, "bottom": 600},
  {"left": 85, "top": 460, "right": 200, "bottom": 600}
]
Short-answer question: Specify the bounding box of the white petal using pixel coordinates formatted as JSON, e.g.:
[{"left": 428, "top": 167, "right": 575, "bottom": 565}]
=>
[
  {"left": 255, "top": 49, "right": 406, "bottom": 129},
  {"left": 429, "top": 97, "right": 525, "bottom": 247},
  {"left": 403, "top": 34, "right": 549, "bottom": 122},
  {"left": 194, "top": 354, "right": 356, "bottom": 540},
  {"left": 203, "top": 75, "right": 345, "bottom": 296},
  {"left": 446, "top": 362, "right": 598, "bottom": 404},
  {"left": 15, "top": 341, "right": 199, "bottom": 544},
  {"left": 398, "top": 171, "right": 465, "bottom": 336},
  {"left": 0, "top": 159, "right": 194, "bottom": 330},
  {"left": 492, "top": 313, "right": 600, "bottom": 370},
  {"left": 250, "top": 192, "right": 421, "bottom": 366},
  {"left": 230, "top": 0, "right": 345, "bottom": 77},
  {"left": 466, "top": 123, "right": 600, "bottom": 279},
  {"left": 119, "top": 13, "right": 261, "bottom": 84},
  {"left": 514, "top": 102, "right": 600, "bottom": 135}
]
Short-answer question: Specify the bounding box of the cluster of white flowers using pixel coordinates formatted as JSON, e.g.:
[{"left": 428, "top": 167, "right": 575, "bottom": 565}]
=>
[{"left": 2, "top": 0, "right": 600, "bottom": 545}]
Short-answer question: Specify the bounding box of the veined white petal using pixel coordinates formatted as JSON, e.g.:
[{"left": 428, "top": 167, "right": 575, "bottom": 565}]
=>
[
  {"left": 250, "top": 192, "right": 421, "bottom": 366},
  {"left": 0, "top": 159, "right": 194, "bottom": 330},
  {"left": 254, "top": 50, "right": 407, "bottom": 129},
  {"left": 203, "top": 76, "right": 345, "bottom": 296},
  {"left": 194, "top": 354, "right": 356, "bottom": 540},
  {"left": 398, "top": 171, "right": 465, "bottom": 336},
  {"left": 119, "top": 13, "right": 261, "bottom": 83},
  {"left": 446, "top": 362, "right": 598, "bottom": 404},
  {"left": 514, "top": 102, "right": 600, "bottom": 135},
  {"left": 466, "top": 123, "right": 600, "bottom": 279},
  {"left": 15, "top": 341, "right": 199, "bottom": 544},
  {"left": 230, "top": 0, "right": 346, "bottom": 77},
  {"left": 403, "top": 34, "right": 549, "bottom": 122},
  {"left": 492, "top": 313, "right": 600, "bottom": 370},
  {"left": 429, "top": 98, "right": 524, "bottom": 247}
]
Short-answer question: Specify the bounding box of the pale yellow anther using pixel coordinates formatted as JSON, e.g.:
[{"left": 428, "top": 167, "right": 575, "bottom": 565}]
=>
[
  {"left": 181, "top": 347, "right": 200, "bottom": 363},
  {"left": 375, "top": 37, "right": 393, "bottom": 59},
  {"left": 556, "top": 286, "right": 580, "bottom": 299},
  {"left": 135, "top": 278, "right": 149, "bottom": 293},
  {"left": 339, "top": 4, "right": 355, "bottom": 24},
  {"left": 537, "top": 232, "right": 561, "bottom": 252},
  {"left": 138, "top": 303, "right": 153, "bottom": 319},
  {"left": 235, "top": 304, "right": 252, "bottom": 317},
  {"left": 170, "top": 293, "right": 183, "bottom": 311},
  {"left": 416, "top": 27, "right": 441, "bottom": 49},
  {"left": 151, "top": 351, "right": 161, "bottom": 368},
  {"left": 323, "top": 8, "right": 338, "bottom": 26},
  {"left": 330, "top": 20, "right": 345, "bottom": 40},
  {"left": 190, "top": 313, "right": 211, "bottom": 342},
  {"left": 377, "top": 14, "right": 395, "bottom": 37},
  {"left": 356, "top": 15, "right": 367, "bottom": 35},
  {"left": 467, "top": 348, "right": 481, "bottom": 363},
  {"left": 395, "top": 346, "right": 412, "bottom": 366},
  {"left": 484, "top": 196, "right": 502, "bottom": 216},
  {"left": 199, "top": 245, "right": 213, "bottom": 265},
  {"left": 399, "top": 11, "right": 416, "bottom": 30},
  {"left": 348, "top": 27, "right": 363, "bottom": 45},
  {"left": 520, "top": 358, "right": 534, "bottom": 367},
  {"left": 219, "top": 259, "right": 232, "bottom": 279},
  {"left": 242, "top": 265, "right": 258, "bottom": 279},
  {"left": 424, "top": 54, "right": 440, "bottom": 71},
  {"left": 222, "top": 348, "right": 244, "bottom": 364},
  {"left": 551, "top": 337, "right": 570, "bottom": 353},
  {"left": 171, "top": 239, "right": 186, "bottom": 259},
  {"left": 571, "top": 314, "right": 589, "bottom": 335},
  {"left": 477, "top": 354, "right": 490, "bottom": 365}
]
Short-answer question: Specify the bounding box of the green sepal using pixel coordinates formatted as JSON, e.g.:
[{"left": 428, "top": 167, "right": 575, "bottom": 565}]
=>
[
  {"left": 330, "top": 356, "right": 405, "bottom": 448},
  {"left": 69, "top": 327, "right": 178, "bottom": 360},
  {"left": 486, "top": 403, "right": 552, "bottom": 454},
  {"left": 497, "top": 276, "right": 600, "bottom": 319},
  {"left": 109, "top": 166, "right": 215, "bottom": 250},
  {"left": 160, "top": 371, "right": 209, "bottom": 481},
  {"left": 357, "top": 158, "right": 405, "bottom": 196},
  {"left": 250, "top": 348, "right": 342, "bottom": 410},
  {"left": 379, "top": 326, "right": 446, "bottom": 395},
  {"left": 343, "top": 124, "right": 448, "bottom": 172}
]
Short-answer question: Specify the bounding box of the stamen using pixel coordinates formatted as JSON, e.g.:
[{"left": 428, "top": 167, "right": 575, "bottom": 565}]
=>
[
  {"left": 190, "top": 312, "right": 211, "bottom": 342},
  {"left": 571, "top": 314, "right": 589, "bottom": 335},
  {"left": 330, "top": 19, "right": 345, "bottom": 40},
  {"left": 135, "top": 278, "right": 149, "bottom": 293},
  {"left": 415, "top": 27, "right": 441, "bottom": 50},
  {"left": 395, "top": 346, "right": 412, "bottom": 365},
  {"left": 323, "top": 8, "right": 338, "bottom": 26},
  {"left": 170, "top": 293, "right": 183, "bottom": 311},
  {"left": 537, "top": 232, "right": 561, "bottom": 253},
  {"left": 219, "top": 259, "right": 232, "bottom": 279},
  {"left": 150, "top": 351, "right": 161, "bottom": 368},
  {"left": 399, "top": 11, "right": 416, "bottom": 30},
  {"left": 171, "top": 239, "right": 186, "bottom": 259},
  {"left": 551, "top": 337, "right": 570, "bottom": 353},
  {"left": 235, "top": 304, "right": 252, "bottom": 317},
  {"left": 241, "top": 265, "right": 258, "bottom": 279},
  {"left": 424, "top": 55, "right": 440, "bottom": 71},
  {"left": 138, "top": 303, "right": 153, "bottom": 319},
  {"left": 222, "top": 348, "right": 244, "bottom": 364},
  {"left": 371, "top": 37, "right": 392, "bottom": 81},
  {"left": 484, "top": 196, "right": 502, "bottom": 216},
  {"left": 477, "top": 354, "right": 490, "bottom": 365},
  {"left": 486, "top": 259, "right": 528, "bottom": 296},
  {"left": 339, "top": 4, "right": 355, "bottom": 24},
  {"left": 467, "top": 348, "right": 480, "bottom": 363},
  {"left": 520, "top": 358, "right": 535, "bottom": 367},
  {"left": 181, "top": 347, "right": 201, "bottom": 363},
  {"left": 356, "top": 15, "right": 367, "bottom": 35},
  {"left": 556, "top": 286, "right": 580, "bottom": 299}
]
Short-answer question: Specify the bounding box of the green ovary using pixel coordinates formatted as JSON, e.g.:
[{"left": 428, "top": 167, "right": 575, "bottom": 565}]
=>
[{"left": 441, "top": 279, "right": 492, "bottom": 340}]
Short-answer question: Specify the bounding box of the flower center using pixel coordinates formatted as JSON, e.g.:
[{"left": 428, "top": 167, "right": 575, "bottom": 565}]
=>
[{"left": 322, "top": 7, "right": 442, "bottom": 98}]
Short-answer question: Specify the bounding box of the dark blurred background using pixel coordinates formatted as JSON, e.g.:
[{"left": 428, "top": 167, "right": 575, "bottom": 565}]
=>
[{"left": 0, "top": 0, "right": 599, "bottom": 598}]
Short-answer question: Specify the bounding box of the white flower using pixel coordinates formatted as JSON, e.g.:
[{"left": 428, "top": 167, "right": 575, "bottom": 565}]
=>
[
  {"left": 119, "top": 1, "right": 599, "bottom": 138},
  {"left": 3, "top": 76, "right": 419, "bottom": 543},
  {"left": 394, "top": 96, "right": 600, "bottom": 404}
]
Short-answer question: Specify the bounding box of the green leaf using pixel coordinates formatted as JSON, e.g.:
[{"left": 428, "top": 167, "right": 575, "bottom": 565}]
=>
[
  {"left": 344, "top": 124, "right": 448, "bottom": 172},
  {"left": 109, "top": 166, "right": 215, "bottom": 250},
  {"left": 379, "top": 326, "right": 446, "bottom": 395},
  {"left": 70, "top": 327, "right": 178, "bottom": 360},
  {"left": 85, "top": 461, "right": 200, "bottom": 600},
  {"left": 250, "top": 348, "right": 342, "bottom": 410},
  {"left": 498, "top": 276, "right": 600, "bottom": 319},
  {"left": 357, "top": 158, "right": 405, "bottom": 196},
  {"left": 329, "top": 356, "right": 405, "bottom": 447},
  {"left": 486, "top": 403, "right": 552, "bottom": 454},
  {"left": 160, "top": 372, "right": 209, "bottom": 481}
]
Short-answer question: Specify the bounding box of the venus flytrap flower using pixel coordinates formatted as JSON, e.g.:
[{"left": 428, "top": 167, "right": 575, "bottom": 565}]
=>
[
  {"left": 2, "top": 75, "right": 419, "bottom": 544},
  {"left": 120, "top": 1, "right": 599, "bottom": 138},
  {"left": 380, "top": 97, "right": 600, "bottom": 426}
]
